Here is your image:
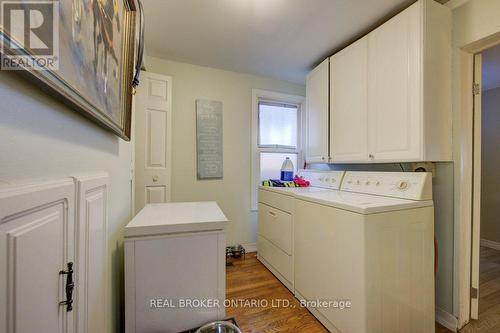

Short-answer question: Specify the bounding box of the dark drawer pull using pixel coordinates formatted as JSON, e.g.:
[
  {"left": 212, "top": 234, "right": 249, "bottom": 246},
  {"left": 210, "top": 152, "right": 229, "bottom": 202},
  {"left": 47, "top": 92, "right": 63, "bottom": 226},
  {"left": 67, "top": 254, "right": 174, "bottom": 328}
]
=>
[{"left": 59, "top": 262, "right": 74, "bottom": 312}]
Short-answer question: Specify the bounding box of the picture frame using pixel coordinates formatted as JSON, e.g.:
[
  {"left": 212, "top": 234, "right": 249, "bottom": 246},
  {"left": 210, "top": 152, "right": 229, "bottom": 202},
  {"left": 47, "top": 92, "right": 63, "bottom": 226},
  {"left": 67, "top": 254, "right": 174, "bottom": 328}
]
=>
[{"left": 0, "top": 0, "right": 137, "bottom": 141}]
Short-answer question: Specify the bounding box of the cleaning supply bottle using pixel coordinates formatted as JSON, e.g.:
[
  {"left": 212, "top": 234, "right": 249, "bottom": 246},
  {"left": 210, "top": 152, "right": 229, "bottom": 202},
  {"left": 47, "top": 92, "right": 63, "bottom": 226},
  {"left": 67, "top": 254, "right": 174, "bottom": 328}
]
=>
[{"left": 280, "top": 157, "right": 294, "bottom": 181}]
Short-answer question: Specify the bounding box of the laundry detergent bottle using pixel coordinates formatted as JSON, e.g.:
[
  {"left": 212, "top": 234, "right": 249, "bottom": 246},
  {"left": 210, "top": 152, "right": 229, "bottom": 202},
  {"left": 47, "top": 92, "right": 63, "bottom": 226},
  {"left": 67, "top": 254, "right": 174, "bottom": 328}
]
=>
[{"left": 280, "top": 157, "right": 294, "bottom": 181}]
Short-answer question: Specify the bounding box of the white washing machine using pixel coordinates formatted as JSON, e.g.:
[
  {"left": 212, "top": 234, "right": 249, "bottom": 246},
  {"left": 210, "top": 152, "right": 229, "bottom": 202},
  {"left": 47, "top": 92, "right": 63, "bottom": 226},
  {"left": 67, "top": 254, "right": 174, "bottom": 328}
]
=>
[
  {"left": 293, "top": 171, "right": 435, "bottom": 333},
  {"left": 257, "top": 170, "right": 345, "bottom": 290}
]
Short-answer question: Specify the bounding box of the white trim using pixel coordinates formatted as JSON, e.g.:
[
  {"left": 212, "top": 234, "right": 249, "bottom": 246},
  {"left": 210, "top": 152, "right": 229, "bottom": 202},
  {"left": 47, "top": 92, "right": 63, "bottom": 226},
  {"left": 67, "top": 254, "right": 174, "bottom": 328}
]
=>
[
  {"left": 456, "top": 34, "right": 500, "bottom": 329},
  {"left": 436, "top": 308, "right": 458, "bottom": 332},
  {"left": 481, "top": 239, "right": 500, "bottom": 251},
  {"left": 470, "top": 53, "right": 482, "bottom": 320},
  {"left": 456, "top": 49, "right": 474, "bottom": 329},
  {"left": 251, "top": 89, "right": 305, "bottom": 211},
  {"left": 242, "top": 242, "right": 257, "bottom": 253}
]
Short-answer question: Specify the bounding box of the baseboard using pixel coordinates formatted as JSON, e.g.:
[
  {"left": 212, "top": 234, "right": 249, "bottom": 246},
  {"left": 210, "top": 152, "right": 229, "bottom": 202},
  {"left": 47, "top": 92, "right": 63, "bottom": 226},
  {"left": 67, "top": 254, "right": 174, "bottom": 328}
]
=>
[
  {"left": 481, "top": 238, "right": 500, "bottom": 251},
  {"left": 242, "top": 242, "right": 257, "bottom": 253},
  {"left": 436, "top": 308, "right": 458, "bottom": 332}
]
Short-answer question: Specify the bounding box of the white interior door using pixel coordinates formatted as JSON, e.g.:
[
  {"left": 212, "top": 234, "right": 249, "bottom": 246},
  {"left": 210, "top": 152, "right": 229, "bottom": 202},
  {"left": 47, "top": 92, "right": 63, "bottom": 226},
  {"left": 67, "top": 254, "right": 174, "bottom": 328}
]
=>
[
  {"left": 74, "top": 173, "right": 109, "bottom": 333},
  {"left": 134, "top": 71, "right": 172, "bottom": 214},
  {"left": 0, "top": 180, "right": 75, "bottom": 333},
  {"left": 470, "top": 53, "right": 482, "bottom": 320}
]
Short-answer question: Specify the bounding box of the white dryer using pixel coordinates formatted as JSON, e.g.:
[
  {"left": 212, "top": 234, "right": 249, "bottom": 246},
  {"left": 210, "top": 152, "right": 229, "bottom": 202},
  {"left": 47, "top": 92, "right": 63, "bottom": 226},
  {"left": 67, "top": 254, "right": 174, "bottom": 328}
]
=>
[{"left": 293, "top": 171, "right": 435, "bottom": 333}]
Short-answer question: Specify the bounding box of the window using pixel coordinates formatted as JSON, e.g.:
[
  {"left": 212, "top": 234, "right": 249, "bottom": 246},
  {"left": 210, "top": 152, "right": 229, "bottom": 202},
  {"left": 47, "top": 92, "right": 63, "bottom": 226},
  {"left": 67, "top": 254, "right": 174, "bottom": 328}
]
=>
[
  {"left": 258, "top": 102, "right": 298, "bottom": 149},
  {"left": 251, "top": 89, "right": 305, "bottom": 210}
]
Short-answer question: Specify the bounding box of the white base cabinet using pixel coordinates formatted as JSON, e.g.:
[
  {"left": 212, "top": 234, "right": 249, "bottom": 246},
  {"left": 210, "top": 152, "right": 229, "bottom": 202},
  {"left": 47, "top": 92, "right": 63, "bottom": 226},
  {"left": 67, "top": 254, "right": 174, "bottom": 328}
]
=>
[
  {"left": 0, "top": 180, "right": 76, "bottom": 333},
  {"left": 125, "top": 202, "right": 227, "bottom": 333},
  {"left": 0, "top": 174, "right": 109, "bottom": 333}
]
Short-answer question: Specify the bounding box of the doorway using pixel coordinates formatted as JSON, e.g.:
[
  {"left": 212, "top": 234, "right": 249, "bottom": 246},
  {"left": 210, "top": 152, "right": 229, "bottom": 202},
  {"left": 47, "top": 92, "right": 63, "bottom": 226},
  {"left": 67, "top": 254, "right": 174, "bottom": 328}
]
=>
[{"left": 463, "top": 43, "right": 500, "bottom": 332}]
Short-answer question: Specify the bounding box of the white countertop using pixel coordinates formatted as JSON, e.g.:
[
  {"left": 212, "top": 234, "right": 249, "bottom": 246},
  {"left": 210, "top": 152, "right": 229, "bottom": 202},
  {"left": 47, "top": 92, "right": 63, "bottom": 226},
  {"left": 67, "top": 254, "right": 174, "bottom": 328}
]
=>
[{"left": 125, "top": 202, "right": 228, "bottom": 237}]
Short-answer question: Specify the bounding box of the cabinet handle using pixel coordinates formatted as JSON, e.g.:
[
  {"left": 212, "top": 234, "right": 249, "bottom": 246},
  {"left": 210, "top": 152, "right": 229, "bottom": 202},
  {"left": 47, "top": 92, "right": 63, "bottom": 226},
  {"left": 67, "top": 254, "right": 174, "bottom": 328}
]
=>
[
  {"left": 59, "top": 262, "right": 74, "bottom": 312},
  {"left": 152, "top": 175, "right": 159, "bottom": 182},
  {"left": 268, "top": 211, "right": 277, "bottom": 217},
  {"left": 369, "top": 154, "right": 374, "bottom": 159}
]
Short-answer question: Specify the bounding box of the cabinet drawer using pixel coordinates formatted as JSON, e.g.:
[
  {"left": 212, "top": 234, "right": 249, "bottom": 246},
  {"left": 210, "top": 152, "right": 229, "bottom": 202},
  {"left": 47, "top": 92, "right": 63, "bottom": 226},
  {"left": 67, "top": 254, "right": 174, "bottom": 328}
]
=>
[
  {"left": 257, "top": 235, "right": 292, "bottom": 284},
  {"left": 258, "top": 189, "right": 294, "bottom": 213},
  {"left": 258, "top": 203, "right": 292, "bottom": 255}
]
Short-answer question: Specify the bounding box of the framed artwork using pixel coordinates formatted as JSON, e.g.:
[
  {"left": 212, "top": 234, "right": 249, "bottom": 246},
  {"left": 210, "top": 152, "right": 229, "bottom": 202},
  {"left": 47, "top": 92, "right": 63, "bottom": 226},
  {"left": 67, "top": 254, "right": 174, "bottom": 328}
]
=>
[{"left": 0, "top": 0, "right": 137, "bottom": 140}]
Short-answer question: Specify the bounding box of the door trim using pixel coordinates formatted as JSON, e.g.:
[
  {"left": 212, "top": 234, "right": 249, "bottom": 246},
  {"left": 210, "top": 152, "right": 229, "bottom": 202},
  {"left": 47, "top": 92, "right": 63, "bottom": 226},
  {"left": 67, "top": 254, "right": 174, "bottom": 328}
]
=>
[
  {"left": 470, "top": 53, "right": 482, "bottom": 320},
  {"left": 456, "top": 34, "right": 500, "bottom": 329}
]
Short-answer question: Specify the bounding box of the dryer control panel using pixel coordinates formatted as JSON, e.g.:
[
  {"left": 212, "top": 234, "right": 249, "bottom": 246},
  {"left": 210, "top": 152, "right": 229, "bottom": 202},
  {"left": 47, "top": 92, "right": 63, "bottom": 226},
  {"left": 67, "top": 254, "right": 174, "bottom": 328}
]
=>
[
  {"left": 297, "top": 170, "right": 345, "bottom": 190},
  {"left": 340, "top": 172, "right": 432, "bottom": 201}
]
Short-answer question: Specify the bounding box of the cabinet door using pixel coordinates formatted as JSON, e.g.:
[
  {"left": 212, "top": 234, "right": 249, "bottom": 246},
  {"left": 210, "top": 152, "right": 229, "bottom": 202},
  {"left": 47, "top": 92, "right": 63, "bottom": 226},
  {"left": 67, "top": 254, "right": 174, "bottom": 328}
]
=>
[
  {"left": 0, "top": 180, "right": 75, "bottom": 333},
  {"left": 368, "top": 2, "right": 422, "bottom": 162},
  {"left": 74, "top": 174, "right": 109, "bottom": 333},
  {"left": 330, "top": 37, "right": 368, "bottom": 162},
  {"left": 305, "top": 58, "right": 329, "bottom": 163}
]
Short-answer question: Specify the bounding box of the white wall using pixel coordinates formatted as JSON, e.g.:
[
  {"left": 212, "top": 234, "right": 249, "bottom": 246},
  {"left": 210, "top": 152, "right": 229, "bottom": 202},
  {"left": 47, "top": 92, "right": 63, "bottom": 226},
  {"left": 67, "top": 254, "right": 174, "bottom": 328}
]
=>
[
  {"left": 0, "top": 72, "right": 131, "bottom": 332},
  {"left": 146, "top": 56, "right": 305, "bottom": 247},
  {"left": 480, "top": 87, "right": 500, "bottom": 243}
]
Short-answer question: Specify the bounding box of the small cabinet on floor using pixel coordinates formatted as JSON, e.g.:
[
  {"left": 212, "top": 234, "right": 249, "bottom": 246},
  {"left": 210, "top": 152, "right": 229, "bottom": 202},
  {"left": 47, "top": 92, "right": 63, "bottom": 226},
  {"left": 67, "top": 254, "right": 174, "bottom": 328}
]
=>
[{"left": 125, "top": 202, "right": 228, "bottom": 333}]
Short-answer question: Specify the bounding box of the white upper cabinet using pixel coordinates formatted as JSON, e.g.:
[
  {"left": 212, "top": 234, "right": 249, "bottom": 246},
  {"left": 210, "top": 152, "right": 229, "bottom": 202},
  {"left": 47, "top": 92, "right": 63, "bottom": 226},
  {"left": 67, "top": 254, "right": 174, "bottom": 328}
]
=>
[
  {"left": 367, "top": 0, "right": 451, "bottom": 162},
  {"left": 367, "top": 1, "right": 422, "bottom": 162},
  {"left": 330, "top": 36, "right": 368, "bottom": 162},
  {"left": 323, "top": 0, "right": 451, "bottom": 163},
  {"left": 305, "top": 58, "right": 329, "bottom": 163}
]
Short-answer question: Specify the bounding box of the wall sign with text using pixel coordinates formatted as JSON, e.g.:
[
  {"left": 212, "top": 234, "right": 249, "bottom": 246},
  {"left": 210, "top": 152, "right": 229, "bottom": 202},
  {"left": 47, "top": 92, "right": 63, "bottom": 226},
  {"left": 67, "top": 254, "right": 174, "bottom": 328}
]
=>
[{"left": 196, "top": 100, "right": 223, "bottom": 179}]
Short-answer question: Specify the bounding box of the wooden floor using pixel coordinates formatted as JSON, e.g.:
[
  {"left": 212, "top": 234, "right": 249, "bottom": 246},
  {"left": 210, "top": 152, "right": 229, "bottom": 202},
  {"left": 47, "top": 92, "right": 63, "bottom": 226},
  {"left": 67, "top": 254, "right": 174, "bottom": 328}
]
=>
[
  {"left": 460, "top": 246, "right": 500, "bottom": 333},
  {"left": 226, "top": 252, "right": 452, "bottom": 333}
]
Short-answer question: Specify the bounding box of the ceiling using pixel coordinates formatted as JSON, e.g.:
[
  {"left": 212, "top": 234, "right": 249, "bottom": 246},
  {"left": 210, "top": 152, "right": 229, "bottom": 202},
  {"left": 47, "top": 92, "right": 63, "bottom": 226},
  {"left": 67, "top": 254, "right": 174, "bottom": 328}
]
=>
[
  {"left": 143, "top": 0, "right": 418, "bottom": 84},
  {"left": 482, "top": 44, "right": 500, "bottom": 91}
]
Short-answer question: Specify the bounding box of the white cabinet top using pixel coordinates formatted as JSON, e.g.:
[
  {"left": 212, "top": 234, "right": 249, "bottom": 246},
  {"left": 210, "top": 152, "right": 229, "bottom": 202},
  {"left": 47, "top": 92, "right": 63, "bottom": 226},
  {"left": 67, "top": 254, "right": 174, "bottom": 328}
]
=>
[{"left": 125, "top": 202, "right": 228, "bottom": 237}]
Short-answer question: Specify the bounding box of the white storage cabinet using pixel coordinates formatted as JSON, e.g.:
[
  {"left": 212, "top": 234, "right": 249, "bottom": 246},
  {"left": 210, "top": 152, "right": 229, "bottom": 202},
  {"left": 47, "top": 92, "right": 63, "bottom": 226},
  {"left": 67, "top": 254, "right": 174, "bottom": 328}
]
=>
[{"left": 125, "top": 202, "right": 228, "bottom": 333}]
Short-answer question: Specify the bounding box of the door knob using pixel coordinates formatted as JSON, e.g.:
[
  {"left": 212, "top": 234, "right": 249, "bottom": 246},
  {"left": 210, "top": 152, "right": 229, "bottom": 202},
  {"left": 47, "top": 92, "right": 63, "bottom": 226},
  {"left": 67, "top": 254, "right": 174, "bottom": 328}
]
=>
[{"left": 152, "top": 175, "right": 159, "bottom": 182}]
